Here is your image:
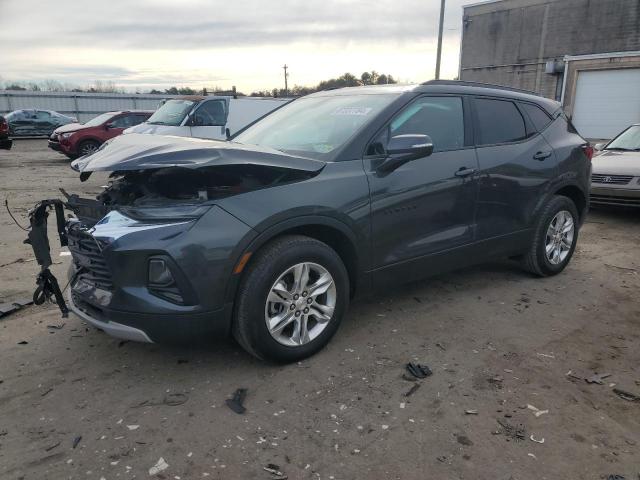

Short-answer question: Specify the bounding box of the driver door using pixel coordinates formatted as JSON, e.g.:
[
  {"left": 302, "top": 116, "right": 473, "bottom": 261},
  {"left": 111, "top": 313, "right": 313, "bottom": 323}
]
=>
[
  {"left": 364, "top": 95, "right": 479, "bottom": 286},
  {"left": 189, "top": 98, "right": 229, "bottom": 140}
]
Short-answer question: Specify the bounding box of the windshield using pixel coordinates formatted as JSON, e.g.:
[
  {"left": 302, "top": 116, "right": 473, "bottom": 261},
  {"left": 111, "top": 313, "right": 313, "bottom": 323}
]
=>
[
  {"left": 146, "top": 99, "right": 196, "bottom": 126},
  {"left": 607, "top": 125, "right": 640, "bottom": 151},
  {"left": 234, "top": 94, "right": 397, "bottom": 160},
  {"left": 84, "top": 113, "right": 114, "bottom": 127}
]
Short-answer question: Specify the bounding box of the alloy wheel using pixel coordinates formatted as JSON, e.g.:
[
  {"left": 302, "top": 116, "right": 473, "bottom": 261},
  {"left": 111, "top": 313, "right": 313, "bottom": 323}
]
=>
[
  {"left": 80, "top": 143, "right": 99, "bottom": 156},
  {"left": 264, "top": 262, "right": 337, "bottom": 347},
  {"left": 545, "top": 210, "right": 575, "bottom": 265}
]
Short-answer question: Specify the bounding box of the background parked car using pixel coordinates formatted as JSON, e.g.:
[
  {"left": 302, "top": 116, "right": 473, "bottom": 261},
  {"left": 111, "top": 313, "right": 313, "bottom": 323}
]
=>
[
  {"left": 591, "top": 124, "right": 640, "bottom": 208},
  {"left": 49, "top": 110, "right": 153, "bottom": 158},
  {"left": 0, "top": 115, "right": 13, "bottom": 150},
  {"left": 6, "top": 109, "right": 77, "bottom": 137},
  {"left": 124, "top": 96, "right": 290, "bottom": 140}
]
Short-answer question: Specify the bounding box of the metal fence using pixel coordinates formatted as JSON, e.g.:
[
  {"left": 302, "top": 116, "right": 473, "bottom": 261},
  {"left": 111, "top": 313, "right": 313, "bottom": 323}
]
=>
[{"left": 0, "top": 90, "right": 181, "bottom": 123}]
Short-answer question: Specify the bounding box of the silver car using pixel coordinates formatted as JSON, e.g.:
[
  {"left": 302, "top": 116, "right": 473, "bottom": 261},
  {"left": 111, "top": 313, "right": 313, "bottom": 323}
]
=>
[{"left": 591, "top": 124, "right": 640, "bottom": 208}]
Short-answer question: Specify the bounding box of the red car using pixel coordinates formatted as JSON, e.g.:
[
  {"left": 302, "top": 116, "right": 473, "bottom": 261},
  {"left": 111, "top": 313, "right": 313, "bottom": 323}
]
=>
[
  {"left": 0, "top": 115, "right": 12, "bottom": 150},
  {"left": 49, "top": 110, "right": 152, "bottom": 158}
]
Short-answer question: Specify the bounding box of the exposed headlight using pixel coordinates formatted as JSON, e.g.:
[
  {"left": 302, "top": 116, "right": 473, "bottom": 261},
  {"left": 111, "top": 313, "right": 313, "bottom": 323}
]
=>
[
  {"left": 61, "top": 132, "right": 73, "bottom": 139},
  {"left": 119, "top": 204, "right": 211, "bottom": 221}
]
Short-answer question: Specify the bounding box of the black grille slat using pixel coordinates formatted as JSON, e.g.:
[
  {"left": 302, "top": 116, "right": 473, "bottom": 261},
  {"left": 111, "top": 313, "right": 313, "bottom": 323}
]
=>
[
  {"left": 592, "top": 174, "right": 633, "bottom": 185},
  {"left": 68, "top": 225, "right": 113, "bottom": 290}
]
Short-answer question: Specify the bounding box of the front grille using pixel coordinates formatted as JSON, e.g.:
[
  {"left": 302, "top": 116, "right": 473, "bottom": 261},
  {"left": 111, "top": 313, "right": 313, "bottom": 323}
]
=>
[
  {"left": 67, "top": 224, "right": 113, "bottom": 290},
  {"left": 591, "top": 174, "right": 633, "bottom": 185},
  {"left": 49, "top": 133, "right": 58, "bottom": 141}
]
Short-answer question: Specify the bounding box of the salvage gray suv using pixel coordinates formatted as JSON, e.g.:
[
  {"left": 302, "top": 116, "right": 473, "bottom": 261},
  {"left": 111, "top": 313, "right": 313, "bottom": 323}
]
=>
[{"left": 54, "top": 81, "right": 591, "bottom": 362}]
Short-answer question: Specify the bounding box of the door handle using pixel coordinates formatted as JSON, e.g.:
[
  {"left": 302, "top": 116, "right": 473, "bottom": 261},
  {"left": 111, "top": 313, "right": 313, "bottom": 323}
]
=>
[
  {"left": 533, "top": 151, "right": 552, "bottom": 161},
  {"left": 455, "top": 167, "right": 477, "bottom": 177}
]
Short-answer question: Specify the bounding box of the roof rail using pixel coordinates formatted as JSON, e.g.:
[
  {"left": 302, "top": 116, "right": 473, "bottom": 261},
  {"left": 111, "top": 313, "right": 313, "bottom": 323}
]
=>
[{"left": 422, "top": 79, "right": 540, "bottom": 96}]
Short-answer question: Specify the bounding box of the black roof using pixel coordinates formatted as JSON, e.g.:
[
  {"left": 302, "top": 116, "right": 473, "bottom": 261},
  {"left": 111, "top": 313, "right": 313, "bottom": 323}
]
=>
[{"left": 307, "top": 80, "right": 561, "bottom": 115}]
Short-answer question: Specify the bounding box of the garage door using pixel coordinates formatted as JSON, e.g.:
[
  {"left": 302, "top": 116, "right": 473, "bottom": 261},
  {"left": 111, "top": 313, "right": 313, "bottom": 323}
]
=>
[{"left": 571, "top": 68, "right": 640, "bottom": 140}]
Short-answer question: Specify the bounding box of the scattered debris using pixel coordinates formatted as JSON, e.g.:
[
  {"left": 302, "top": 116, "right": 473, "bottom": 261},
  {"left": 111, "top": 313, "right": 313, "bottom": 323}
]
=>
[
  {"left": 586, "top": 372, "right": 611, "bottom": 385},
  {"left": 530, "top": 435, "right": 545, "bottom": 444},
  {"left": 527, "top": 453, "right": 537, "bottom": 460},
  {"left": 72, "top": 436, "right": 82, "bottom": 449},
  {"left": 127, "top": 425, "right": 140, "bottom": 431},
  {"left": 0, "top": 298, "right": 34, "bottom": 318},
  {"left": 405, "top": 363, "right": 432, "bottom": 379},
  {"left": 604, "top": 263, "right": 637, "bottom": 273},
  {"left": 17, "top": 341, "right": 28, "bottom": 345},
  {"left": 456, "top": 434, "right": 473, "bottom": 446},
  {"left": 613, "top": 388, "right": 640, "bottom": 403},
  {"left": 488, "top": 375, "right": 504, "bottom": 386},
  {"left": 47, "top": 323, "right": 65, "bottom": 330},
  {"left": 149, "top": 457, "right": 169, "bottom": 476},
  {"left": 536, "top": 353, "right": 555, "bottom": 359},
  {"left": 164, "top": 393, "right": 188, "bottom": 406},
  {"left": 404, "top": 384, "right": 420, "bottom": 397},
  {"left": 606, "top": 475, "right": 625, "bottom": 480},
  {"left": 527, "top": 404, "right": 549, "bottom": 417},
  {"left": 41, "top": 387, "right": 53, "bottom": 397},
  {"left": 225, "top": 388, "right": 247, "bottom": 414},
  {"left": 45, "top": 441, "right": 61, "bottom": 452},
  {"left": 435, "top": 342, "right": 446, "bottom": 351},
  {"left": 465, "top": 409, "right": 478, "bottom": 415},
  {"left": 496, "top": 418, "right": 526, "bottom": 441},
  {"left": 263, "top": 463, "right": 287, "bottom": 479}
]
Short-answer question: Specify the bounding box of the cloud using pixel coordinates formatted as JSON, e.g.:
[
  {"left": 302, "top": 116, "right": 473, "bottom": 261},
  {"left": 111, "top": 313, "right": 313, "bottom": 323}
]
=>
[{"left": 0, "top": 0, "right": 466, "bottom": 91}]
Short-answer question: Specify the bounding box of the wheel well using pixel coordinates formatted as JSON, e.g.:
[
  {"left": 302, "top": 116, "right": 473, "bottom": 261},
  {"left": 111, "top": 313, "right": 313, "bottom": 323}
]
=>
[
  {"left": 268, "top": 225, "right": 359, "bottom": 296},
  {"left": 555, "top": 185, "right": 587, "bottom": 221}
]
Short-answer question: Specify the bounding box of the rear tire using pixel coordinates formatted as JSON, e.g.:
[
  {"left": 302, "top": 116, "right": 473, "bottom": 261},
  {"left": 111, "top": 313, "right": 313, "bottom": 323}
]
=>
[
  {"left": 77, "top": 139, "right": 100, "bottom": 157},
  {"left": 233, "top": 235, "right": 350, "bottom": 363},
  {"left": 521, "top": 195, "right": 579, "bottom": 276}
]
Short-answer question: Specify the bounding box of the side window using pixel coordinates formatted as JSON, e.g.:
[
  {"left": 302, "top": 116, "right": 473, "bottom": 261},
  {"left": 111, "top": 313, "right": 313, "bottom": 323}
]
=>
[
  {"left": 36, "top": 111, "right": 51, "bottom": 120},
  {"left": 475, "top": 98, "right": 527, "bottom": 145},
  {"left": 109, "top": 114, "right": 136, "bottom": 128},
  {"left": 193, "top": 100, "right": 227, "bottom": 126},
  {"left": 520, "top": 102, "right": 552, "bottom": 132},
  {"left": 133, "top": 115, "right": 148, "bottom": 126},
  {"left": 367, "top": 96, "right": 465, "bottom": 155}
]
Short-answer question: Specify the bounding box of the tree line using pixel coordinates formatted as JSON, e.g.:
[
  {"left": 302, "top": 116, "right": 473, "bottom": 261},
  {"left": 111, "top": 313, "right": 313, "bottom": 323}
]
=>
[{"left": 0, "top": 71, "right": 397, "bottom": 97}]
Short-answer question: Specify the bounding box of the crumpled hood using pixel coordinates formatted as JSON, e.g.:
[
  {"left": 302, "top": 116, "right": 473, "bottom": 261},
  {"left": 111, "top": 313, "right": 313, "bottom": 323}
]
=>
[
  {"left": 592, "top": 150, "right": 640, "bottom": 176},
  {"left": 70, "top": 133, "right": 326, "bottom": 173},
  {"left": 54, "top": 123, "right": 84, "bottom": 134}
]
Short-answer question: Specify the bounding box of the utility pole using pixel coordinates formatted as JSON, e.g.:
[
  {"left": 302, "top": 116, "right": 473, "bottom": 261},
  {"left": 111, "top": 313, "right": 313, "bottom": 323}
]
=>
[
  {"left": 435, "top": 0, "right": 446, "bottom": 79},
  {"left": 282, "top": 64, "right": 289, "bottom": 96}
]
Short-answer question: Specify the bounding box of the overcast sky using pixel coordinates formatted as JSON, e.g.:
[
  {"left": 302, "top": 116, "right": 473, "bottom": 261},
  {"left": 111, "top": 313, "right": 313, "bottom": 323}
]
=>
[{"left": 0, "top": 0, "right": 468, "bottom": 93}]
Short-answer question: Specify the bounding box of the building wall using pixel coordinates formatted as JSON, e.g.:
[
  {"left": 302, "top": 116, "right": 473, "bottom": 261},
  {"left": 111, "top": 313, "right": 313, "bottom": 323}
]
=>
[{"left": 460, "top": 0, "right": 640, "bottom": 99}]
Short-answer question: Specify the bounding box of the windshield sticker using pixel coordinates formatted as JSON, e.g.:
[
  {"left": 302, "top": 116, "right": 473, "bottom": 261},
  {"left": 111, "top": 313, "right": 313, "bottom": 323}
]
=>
[{"left": 331, "top": 107, "right": 373, "bottom": 116}]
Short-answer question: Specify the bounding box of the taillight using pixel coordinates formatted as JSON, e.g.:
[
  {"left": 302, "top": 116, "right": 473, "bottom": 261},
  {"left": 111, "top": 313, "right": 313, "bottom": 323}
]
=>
[{"left": 581, "top": 144, "right": 594, "bottom": 161}]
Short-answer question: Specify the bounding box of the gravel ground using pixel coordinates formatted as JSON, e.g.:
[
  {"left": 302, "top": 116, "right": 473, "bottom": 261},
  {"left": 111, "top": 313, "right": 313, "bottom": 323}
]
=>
[{"left": 1, "top": 140, "right": 639, "bottom": 480}]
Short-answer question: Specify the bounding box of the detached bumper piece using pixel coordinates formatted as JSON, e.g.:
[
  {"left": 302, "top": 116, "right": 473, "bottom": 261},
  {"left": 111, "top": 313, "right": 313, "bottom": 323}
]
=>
[{"left": 24, "top": 200, "right": 69, "bottom": 317}]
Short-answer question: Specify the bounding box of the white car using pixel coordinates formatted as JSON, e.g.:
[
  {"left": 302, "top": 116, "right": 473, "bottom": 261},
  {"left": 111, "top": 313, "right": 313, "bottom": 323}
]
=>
[{"left": 124, "top": 95, "right": 290, "bottom": 140}]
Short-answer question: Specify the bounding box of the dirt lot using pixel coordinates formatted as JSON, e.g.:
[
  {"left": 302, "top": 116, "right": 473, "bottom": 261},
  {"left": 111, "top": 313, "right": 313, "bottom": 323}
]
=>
[{"left": 1, "top": 139, "right": 639, "bottom": 480}]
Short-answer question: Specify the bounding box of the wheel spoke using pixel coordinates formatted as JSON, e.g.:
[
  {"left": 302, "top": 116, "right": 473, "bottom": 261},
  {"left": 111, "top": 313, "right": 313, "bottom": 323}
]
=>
[
  {"left": 561, "top": 237, "right": 572, "bottom": 250},
  {"left": 310, "top": 303, "right": 334, "bottom": 323},
  {"left": 292, "top": 263, "right": 310, "bottom": 293},
  {"left": 269, "top": 310, "right": 295, "bottom": 335},
  {"left": 272, "top": 281, "right": 293, "bottom": 301},
  {"left": 545, "top": 241, "right": 555, "bottom": 255},
  {"left": 308, "top": 272, "right": 334, "bottom": 297},
  {"left": 291, "top": 316, "right": 310, "bottom": 345},
  {"left": 561, "top": 219, "right": 574, "bottom": 234}
]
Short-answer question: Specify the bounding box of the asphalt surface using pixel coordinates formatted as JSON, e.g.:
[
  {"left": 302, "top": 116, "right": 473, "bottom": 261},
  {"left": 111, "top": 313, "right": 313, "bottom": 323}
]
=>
[{"left": 1, "top": 139, "right": 639, "bottom": 480}]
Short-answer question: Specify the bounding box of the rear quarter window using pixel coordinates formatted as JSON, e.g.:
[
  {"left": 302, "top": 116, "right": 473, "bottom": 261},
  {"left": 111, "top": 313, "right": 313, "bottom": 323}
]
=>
[
  {"left": 520, "top": 102, "right": 552, "bottom": 132},
  {"left": 475, "top": 98, "right": 527, "bottom": 145}
]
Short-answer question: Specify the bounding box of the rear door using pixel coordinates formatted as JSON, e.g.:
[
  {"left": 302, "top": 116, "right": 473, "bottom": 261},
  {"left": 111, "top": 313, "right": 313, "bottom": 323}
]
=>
[
  {"left": 189, "top": 98, "right": 229, "bottom": 140},
  {"left": 472, "top": 97, "right": 558, "bottom": 240}
]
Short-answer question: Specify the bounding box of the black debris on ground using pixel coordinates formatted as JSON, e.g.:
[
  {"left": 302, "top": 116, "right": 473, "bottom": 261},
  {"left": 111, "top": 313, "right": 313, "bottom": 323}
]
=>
[{"left": 226, "top": 388, "right": 248, "bottom": 414}]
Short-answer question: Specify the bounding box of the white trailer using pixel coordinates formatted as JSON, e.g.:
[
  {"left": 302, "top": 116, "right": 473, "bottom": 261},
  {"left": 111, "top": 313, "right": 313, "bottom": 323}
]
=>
[{"left": 124, "top": 95, "right": 290, "bottom": 140}]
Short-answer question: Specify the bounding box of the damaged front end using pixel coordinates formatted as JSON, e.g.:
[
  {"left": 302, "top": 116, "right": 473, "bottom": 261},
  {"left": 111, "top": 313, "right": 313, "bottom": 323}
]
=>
[{"left": 25, "top": 134, "right": 324, "bottom": 342}]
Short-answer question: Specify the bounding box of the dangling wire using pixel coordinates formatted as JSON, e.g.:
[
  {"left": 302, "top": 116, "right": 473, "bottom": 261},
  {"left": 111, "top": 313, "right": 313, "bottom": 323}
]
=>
[{"left": 4, "top": 197, "right": 29, "bottom": 231}]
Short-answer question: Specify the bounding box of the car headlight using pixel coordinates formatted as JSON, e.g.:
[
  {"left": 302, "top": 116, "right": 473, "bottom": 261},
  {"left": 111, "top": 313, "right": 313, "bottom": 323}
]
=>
[
  {"left": 118, "top": 204, "right": 211, "bottom": 222},
  {"left": 61, "top": 132, "right": 72, "bottom": 139}
]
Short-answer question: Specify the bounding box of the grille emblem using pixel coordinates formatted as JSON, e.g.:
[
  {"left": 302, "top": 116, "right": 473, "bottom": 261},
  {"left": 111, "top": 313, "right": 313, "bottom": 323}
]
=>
[{"left": 603, "top": 176, "right": 612, "bottom": 183}]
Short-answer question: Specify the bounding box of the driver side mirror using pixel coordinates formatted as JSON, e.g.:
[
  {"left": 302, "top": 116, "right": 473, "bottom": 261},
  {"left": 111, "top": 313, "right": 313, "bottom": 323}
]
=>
[
  {"left": 378, "top": 134, "right": 434, "bottom": 173},
  {"left": 594, "top": 143, "right": 606, "bottom": 151},
  {"left": 105, "top": 123, "right": 114, "bottom": 129}
]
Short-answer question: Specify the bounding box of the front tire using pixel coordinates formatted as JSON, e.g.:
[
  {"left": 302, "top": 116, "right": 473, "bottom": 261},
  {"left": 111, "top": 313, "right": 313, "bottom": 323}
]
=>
[
  {"left": 233, "top": 235, "right": 350, "bottom": 362},
  {"left": 77, "top": 139, "right": 100, "bottom": 157},
  {"left": 522, "top": 195, "right": 579, "bottom": 276}
]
